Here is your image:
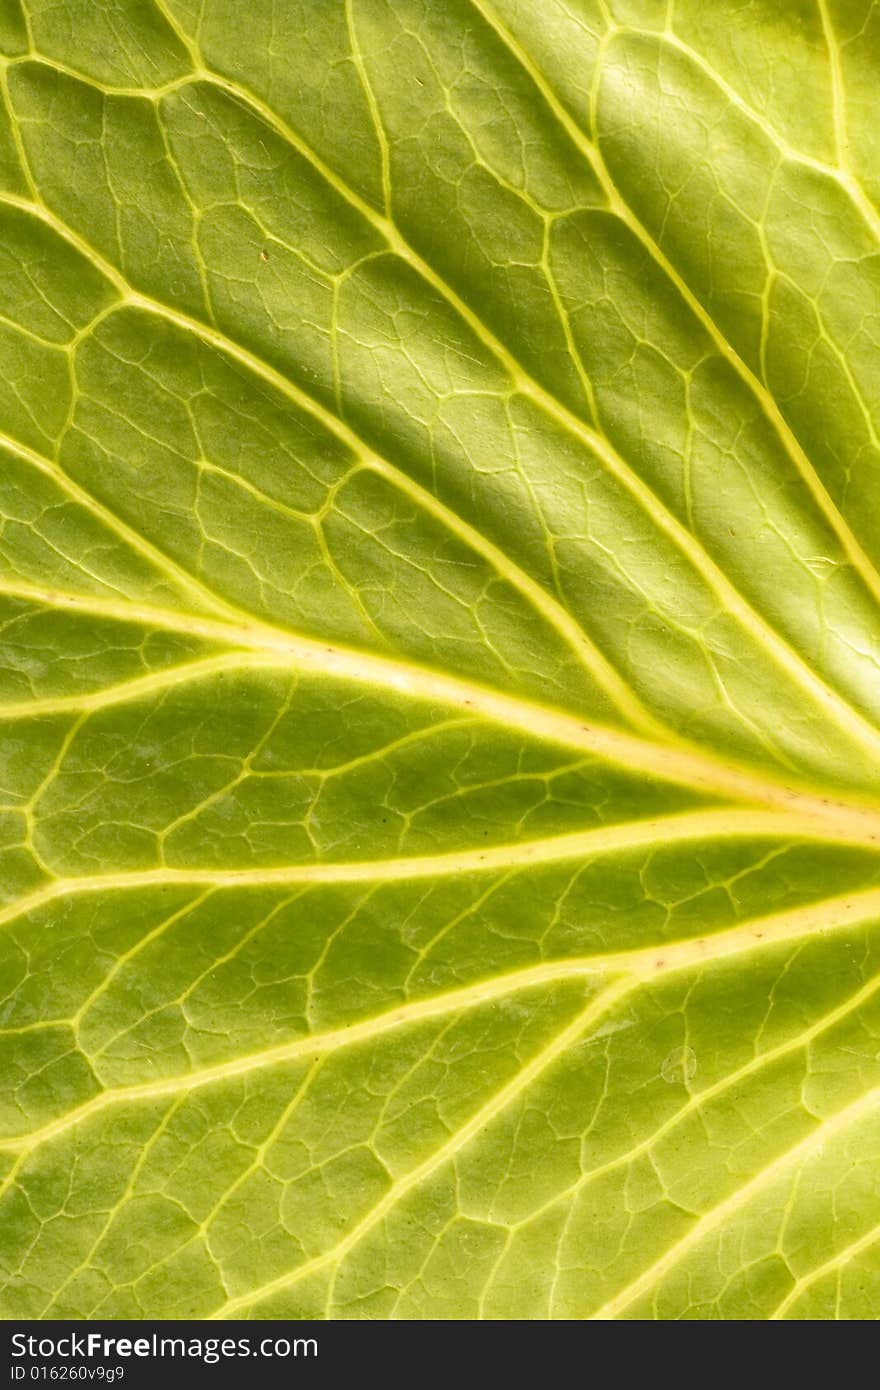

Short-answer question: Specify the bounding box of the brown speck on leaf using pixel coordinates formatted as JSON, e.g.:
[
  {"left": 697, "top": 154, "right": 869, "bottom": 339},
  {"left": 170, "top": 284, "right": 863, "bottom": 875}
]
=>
[
  {"left": 655, "top": 958, "right": 665, "bottom": 969},
  {"left": 260, "top": 247, "right": 269, "bottom": 262}
]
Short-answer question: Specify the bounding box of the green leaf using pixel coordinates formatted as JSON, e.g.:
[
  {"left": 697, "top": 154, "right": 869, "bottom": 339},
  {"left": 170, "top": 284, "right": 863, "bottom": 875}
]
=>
[{"left": 2, "top": 0, "right": 880, "bottom": 1321}]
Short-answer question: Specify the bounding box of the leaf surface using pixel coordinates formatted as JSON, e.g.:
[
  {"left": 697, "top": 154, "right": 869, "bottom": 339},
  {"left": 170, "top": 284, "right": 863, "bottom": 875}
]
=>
[{"left": 2, "top": 0, "right": 880, "bottom": 1320}]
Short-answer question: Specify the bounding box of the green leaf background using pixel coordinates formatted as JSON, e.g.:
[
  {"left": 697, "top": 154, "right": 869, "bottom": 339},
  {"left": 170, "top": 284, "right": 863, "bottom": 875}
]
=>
[{"left": 2, "top": 0, "right": 880, "bottom": 1320}]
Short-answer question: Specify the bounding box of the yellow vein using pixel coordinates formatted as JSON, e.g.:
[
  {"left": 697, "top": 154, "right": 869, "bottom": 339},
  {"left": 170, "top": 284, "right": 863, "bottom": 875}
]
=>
[
  {"left": 589, "top": 1079, "right": 880, "bottom": 1318},
  {"left": 7, "top": 577, "right": 880, "bottom": 834},
  {"left": 471, "top": 0, "right": 880, "bottom": 619},
  {"left": 207, "top": 980, "right": 634, "bottom": 1319},
  {"left": 150, "top": 0, "right": 204, "bottom": 72},
  {"left": 0, "top": 219, "right": 659, "bottom": 735},
  {"left": 816, "top": 0, "right": 880, "bottom": 247},
  {"left": 769, "top": 1217, "right": 880, "bottom": 1319},
  {"left": 40, "top": 1094, "right": 187, "bottom": 1315},
  {"left": 528, "top": 956, "right": 880, "bottom": 1287},
  {"left": 0, "top": 976, "right": 615, "bottom": 1167},
  {"left": 6, "top": 805, "right": 880, "bottom": 912},
  {"left": 0, "top": 428, "right": 246, "bottom": 622},
  {"left": 8, "top": 29, "right": 873, "bottom": 754},
  {"left": 0, "top": 651, "right": 289, "bottom": 720},
  {"left": 0, "top": 57, "right": 39, "bottom": 203},
  {"left": 1, "top": 115, "right": 877, "bottom": 758},
  {"left": 166, "top": 70, "right": 880, "bottom": 757},
  {"left": 0, "top": 50, "right": 195, "bottom": 101},
  {"left": 344, "top": 0, "right": 392, "bottom": 216},
  {"left": 617, "top": 18, "right": 880, "bottom": 253},
  {"left": 118, "top": 305, "right": 659, "bottom": 738},
  {"left": 7, "top": 19, "right": 880, "bottom": 744},
  {"left": 68, "top": 214, "right": 880, "bottom": 753},
  {"left": 615, "top": 23, "right": 841, "bottom": 174},
  {"left": 7, "top": 879, "right": 880, "bottom": 1158}
]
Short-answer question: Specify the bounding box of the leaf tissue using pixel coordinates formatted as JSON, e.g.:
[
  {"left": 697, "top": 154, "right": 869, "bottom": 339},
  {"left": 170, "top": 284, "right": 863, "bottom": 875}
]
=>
[{"left": 2, "top": 0, "right": 880, "bottom": 1321}]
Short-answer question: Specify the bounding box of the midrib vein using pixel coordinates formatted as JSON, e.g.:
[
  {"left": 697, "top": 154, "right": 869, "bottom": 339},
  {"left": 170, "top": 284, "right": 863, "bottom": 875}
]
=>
[
  {"left": 5, "top": 808, "right": 880, "bottom": 921},
  {"left": 471, "top": 0, "right": 880, "bottom": 617},
  {"left": 6, "top": 578, "right": 880, "bottom": 837}
]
